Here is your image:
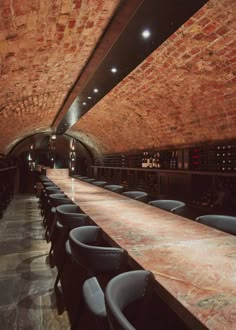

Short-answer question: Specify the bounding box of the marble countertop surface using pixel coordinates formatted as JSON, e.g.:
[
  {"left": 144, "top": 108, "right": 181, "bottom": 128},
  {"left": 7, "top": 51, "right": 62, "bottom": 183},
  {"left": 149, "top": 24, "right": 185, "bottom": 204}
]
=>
[{"left": 48, "top": 171, "right": 236, "bottom": 330}]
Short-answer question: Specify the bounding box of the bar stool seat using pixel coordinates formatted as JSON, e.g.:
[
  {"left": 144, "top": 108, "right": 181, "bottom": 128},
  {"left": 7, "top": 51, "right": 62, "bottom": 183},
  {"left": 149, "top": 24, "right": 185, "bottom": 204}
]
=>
[
  {"left": 82, "top": 178, "right": 96, "bottom": 183},
  {"left": 122, "top": 191, "right": 148, "bottom": 203},
  {"left": 104, "top": 185, "right": 124, "bottom": 193},
  {"left": 105, "top": 270, "right": 154, "bottom": 330},
  {"left": 148, "top": 199, "right": 185, "bottom": 213},
  {"left": 195, "top": 215, "right": 236, "bottom": 235}
]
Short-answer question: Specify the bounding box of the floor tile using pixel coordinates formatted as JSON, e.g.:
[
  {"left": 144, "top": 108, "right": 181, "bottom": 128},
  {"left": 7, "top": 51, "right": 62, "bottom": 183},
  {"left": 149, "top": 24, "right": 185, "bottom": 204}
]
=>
[{"left": 0, "top": 194, "right": 70, "bottom": 329}]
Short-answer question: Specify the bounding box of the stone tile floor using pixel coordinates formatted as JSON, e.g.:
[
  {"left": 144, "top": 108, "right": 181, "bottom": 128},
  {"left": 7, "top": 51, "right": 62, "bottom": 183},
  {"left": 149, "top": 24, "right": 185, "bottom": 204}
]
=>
[{"left": 0, "top": 194, "right": 70, "bottom": 330}]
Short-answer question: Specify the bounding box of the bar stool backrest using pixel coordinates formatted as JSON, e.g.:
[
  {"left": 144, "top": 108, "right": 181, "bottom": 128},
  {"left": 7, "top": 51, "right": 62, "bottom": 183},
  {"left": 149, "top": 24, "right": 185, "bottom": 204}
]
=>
[
  {"left": 49, "top": 193, "right": 74, "bottom": 207},
  {"left": 148, "top": 200, "right": 185, "bottom": 213},
  {"left": 92, "top": 181, "right": 108, "bottom": 187},
  {"left": 69, "top": 226, "right": 127, "bottom": 275},
  {"left": 39, "top": 175, "right": 48, "bottom": 181},
  {"left": 104, "top": 185, "right": 125, "bottom": 193},
  {"left": 83, "top": 178, "right": 96, "bottom": 183},
  {"left": 42, "top": 182, "right": 55, "bottom": 188},
  {"left": 105, "top": 270, "right": 154, "bottom": 330},
  {"left": 122, "top": 191, "right": 148, "bottom": 203},
  {"left": 196, "top": 215, "right": 236, "bottom": 236},
  {"left": 45, "top": 187, "right": 61, "bottom": 196},
  {"left": 56, "top": 204, "right": 89, "bottom": 229}
]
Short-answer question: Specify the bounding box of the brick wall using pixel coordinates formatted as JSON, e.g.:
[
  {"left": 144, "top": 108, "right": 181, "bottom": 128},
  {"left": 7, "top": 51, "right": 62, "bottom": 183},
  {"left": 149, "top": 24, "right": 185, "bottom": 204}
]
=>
[
  {"left": 0, "top": 0, "right": 235, "bottom": 157},
  {"left": 0, "top": 0, "right": 120, "bottom": 154},
  {"left": 73, "top": 0, "right": 236, "bottom": 154}
]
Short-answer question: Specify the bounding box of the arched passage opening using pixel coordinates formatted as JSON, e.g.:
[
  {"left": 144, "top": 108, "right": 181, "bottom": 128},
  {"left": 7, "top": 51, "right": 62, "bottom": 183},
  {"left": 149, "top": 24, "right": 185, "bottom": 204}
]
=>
[{"left": 9, "top": 133, "right": 94, "bottom": 193}]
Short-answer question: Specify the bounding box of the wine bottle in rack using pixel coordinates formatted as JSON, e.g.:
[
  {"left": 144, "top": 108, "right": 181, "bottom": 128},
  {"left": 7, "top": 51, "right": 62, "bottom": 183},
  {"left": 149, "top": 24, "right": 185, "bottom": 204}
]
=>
[
  {"left": 149, "top": 153, "right": 153, "bottom": 169},
  {"left": 146, "top": 152, "right": 150, "bottom": 168},
  {"left": 170, "top": 151, "right": 176, "bottom": 169},
  {"left": 156, "top": 152, "right": 161, "bottom": 168},
  {"left": 152, "top": 153, "right": 157, "bottom": 168},
  {"left": 141, "top": 152, "right": 145, "bottom": 168},
  {"left": 143, "top": 152, "right": 147, "bottom": 168}
]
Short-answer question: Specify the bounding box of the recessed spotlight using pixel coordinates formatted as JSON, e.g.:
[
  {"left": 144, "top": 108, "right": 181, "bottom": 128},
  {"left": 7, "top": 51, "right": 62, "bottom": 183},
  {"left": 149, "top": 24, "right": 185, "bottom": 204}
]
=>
[
  {"left": 111, "top": 67, "right": 117, "bottom": 73},
  {"left": 93, "top": 88, "right": 98, "bottom": 93},
  {"left": 142, "top": 29, "right": 151, "bottom": 39},
  {"left": 82, "top": 102, "right": 87, "bottom": 105},
  {"left": 88, "top": 96, "right": 92, "bottom": 99}
]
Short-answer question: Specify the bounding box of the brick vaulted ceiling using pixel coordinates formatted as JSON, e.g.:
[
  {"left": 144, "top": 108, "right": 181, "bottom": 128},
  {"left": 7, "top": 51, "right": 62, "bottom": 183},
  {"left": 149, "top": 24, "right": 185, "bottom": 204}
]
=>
[
  {"left": 0, "top": 0, "right": 235, "bottom": 156},
  {"left": 71, "top": 0, "right": 236, "bottom": 154},
  {"left": 0, "top": 0, "right": 120, "bottom": 154}
]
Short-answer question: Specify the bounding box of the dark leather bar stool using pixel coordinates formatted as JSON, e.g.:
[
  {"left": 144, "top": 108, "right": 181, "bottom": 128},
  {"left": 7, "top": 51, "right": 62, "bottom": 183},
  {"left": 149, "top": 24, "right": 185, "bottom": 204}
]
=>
[
  {"left": 92, "top": 181, "right": 108, "bottom": 187},
  {"left": 148, "top": 200, "right": 186, "bottom": 214},
  {"left": 46, "top": 193, "right": 74, "bottom": 242},
  {"left": 196, "top": 215, "right": 236, "bottom": 235},
  {"left": 39, "top": 175, "right": 48, "bottom": 181},
  {"left": 42, "top": 186, "right": 61, "bottom": 213},
  {"left": 73, "top": 175, "right": 87, "bottom": 180},
  {"left": 39, "top": 181, "right": 56, "bottom": 212},
  {"left": 122, "top": 191, "right": 148, "bottom": 203},
  {"left": 104, "top": 185, "right": 125, "bottom": 193},
  {"left": 82, "top": 178, "right": 96, "bottom": 183},
  {"left": 42, "top": 186, "right": 62, "bottom": 225},
  {"left": 105, "top": 270, "right": 155, "bottom": 330},
  {"left": 66, "top": 226, "right": 128, "bottom": 329},
  {"left": 53, "top": 204, "right": 90, "bottom": 279}
]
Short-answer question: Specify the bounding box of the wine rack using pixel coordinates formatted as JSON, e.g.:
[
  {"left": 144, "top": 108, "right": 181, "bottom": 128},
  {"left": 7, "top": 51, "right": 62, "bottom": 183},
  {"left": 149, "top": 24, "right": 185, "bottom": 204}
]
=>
[
  {"left": 95, "top": 141, "right": 236, "bottom": 173},
  {"left": 190, "top": 143, "right": 236, "bottom": 172}
]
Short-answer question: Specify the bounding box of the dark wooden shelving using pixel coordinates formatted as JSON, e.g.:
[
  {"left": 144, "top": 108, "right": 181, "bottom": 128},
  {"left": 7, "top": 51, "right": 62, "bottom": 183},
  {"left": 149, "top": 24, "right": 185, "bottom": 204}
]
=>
[{"left": 92, "top": 165, "right": 236, "bottom": 177}]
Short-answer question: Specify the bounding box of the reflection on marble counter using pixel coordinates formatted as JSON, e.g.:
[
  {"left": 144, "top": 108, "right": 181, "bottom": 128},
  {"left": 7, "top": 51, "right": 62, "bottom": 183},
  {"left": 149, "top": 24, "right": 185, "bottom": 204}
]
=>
[
  {"left": 49, "top": 176, "right": 128, "bottom": 203},
  {"left": 48, "top": 171, "right": 236, "bottom": 330}
]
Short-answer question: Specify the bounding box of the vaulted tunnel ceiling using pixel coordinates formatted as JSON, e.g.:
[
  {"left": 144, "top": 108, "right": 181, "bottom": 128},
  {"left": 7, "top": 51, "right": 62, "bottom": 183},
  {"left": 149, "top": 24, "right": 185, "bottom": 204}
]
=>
[
  {"left": 0, "top": 0, "right": 235, "bottom": 156},
  {"left": 0, "top": 0, "right": 121, "bottom": 154}
]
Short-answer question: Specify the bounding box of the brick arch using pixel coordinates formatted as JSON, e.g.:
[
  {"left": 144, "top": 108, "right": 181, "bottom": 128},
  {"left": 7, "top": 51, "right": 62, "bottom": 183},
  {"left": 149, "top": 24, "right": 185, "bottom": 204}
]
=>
[{"left": 0, "top": 0, "right": 120, "bottom": 154}]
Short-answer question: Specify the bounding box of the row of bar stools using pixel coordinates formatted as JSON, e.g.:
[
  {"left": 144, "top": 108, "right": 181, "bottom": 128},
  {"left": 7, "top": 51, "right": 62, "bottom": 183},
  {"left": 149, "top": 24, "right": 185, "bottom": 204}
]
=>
[
  {"left": 36, "top": 176, "right": 176, "bottom": 329},
  {"left": 35, "top": 177, "right": 94, "bottom": 324},
  {"left": 35, "top": 180, "right": 97, "bottom": 326},
  {"left": 73, "top": 176, "right": 186, "bottom": 215}
]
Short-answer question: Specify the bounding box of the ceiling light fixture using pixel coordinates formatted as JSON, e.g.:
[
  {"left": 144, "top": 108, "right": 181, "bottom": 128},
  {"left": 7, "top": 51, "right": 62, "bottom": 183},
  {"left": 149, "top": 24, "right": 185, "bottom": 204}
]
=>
[
  {"left": 88, "top": 96, "right": 92, "bottom": 99},
  {"left": 142, "top": 29, "right": 151, "bottom": 39},
  {"left": 111, "top": 67, "right": 117, "bottom": 73},
  {"left": 93, "top": 88, "right": 98, "bottom": 93},
  {"left": 82, "top": 102, "right": 87, "bottom": 105}
]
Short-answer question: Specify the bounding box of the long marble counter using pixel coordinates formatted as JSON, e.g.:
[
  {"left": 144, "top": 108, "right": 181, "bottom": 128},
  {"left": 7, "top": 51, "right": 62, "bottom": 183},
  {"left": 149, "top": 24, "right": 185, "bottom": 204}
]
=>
[{"left": 47, "top": 171, "right": 236, "bottom": 330}]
